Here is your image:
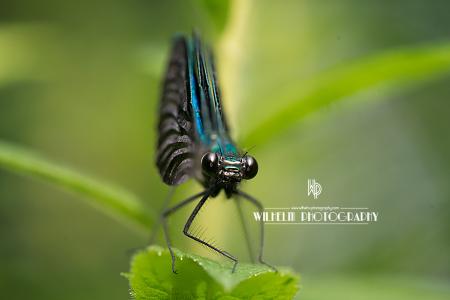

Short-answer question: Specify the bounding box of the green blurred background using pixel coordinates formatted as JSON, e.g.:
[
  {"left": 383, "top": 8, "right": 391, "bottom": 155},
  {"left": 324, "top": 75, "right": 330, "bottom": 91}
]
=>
[{"left": 0, "top": 0, "right": 449, "bottom": 299}]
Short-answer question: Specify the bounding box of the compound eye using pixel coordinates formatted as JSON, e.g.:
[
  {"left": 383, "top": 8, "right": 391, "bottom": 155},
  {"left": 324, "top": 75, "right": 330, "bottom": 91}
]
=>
[
  {"left": 201, "top": 152, "right": 219, "bottom": 175},
  {"left": 243, "top": 155, "right": 258, "bottom": 179}
]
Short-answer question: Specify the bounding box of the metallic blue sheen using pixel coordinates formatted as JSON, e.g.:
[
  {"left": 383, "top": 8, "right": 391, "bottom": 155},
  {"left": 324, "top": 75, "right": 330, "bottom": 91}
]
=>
[
  {"left": 187, "top": 36, "right": 240, "bottom": 160},
  {"left": 187, "top": 39, "right": 208, "bottom": 144}
]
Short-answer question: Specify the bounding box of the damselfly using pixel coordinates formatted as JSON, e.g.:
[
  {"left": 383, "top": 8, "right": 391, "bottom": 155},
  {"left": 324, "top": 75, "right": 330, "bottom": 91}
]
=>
[{"left": 156, "top": 33, "right": 275, "bottom": 273}]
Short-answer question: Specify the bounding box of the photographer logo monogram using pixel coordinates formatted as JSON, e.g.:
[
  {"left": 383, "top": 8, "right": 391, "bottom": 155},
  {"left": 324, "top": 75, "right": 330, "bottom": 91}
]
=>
[
  {"left": 253, "top": 179, "right": 379, "bottom": 225},
  {"left": 307, "top": 179, "right": 322, "bottom": 199}
]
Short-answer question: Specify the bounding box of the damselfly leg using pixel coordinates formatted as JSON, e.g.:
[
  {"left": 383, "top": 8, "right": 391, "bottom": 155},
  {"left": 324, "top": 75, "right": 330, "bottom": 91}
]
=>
[
  {"left": 235, "top": 197, "right": 255, "bottom": 263},
  {"left": 235, "top": 190, "right": 277, "bottom": 272},
  {"left": 125, "top": 188, "right": 177, "bottom": 257},
  {"left": 183, "top": 192, "right": 239, "bottom": 273},
  {"left": 162, "top": 190, "right": 207, "bottom": 274},
  {"left": 149, "top": 187, "right": 176, "bottom": 244}
]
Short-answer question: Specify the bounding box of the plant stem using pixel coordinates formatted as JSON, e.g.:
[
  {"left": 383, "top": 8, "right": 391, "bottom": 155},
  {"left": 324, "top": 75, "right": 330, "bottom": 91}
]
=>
[{"left": 0, "top": 141, "right": 154, "bottom": 232}]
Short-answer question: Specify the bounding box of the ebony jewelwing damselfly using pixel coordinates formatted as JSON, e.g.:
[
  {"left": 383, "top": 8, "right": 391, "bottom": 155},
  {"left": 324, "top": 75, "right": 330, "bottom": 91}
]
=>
[{"left": 155, "top": 33, "right": 276, "bottom": 273}]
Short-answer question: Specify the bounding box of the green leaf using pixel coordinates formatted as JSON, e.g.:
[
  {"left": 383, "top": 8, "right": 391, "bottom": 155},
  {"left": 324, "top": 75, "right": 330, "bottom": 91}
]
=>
[
  {"left": 0, "top": 141, "right": 154, "bottom": 231},
  {"left": 124, "top": 246, "right": 299, "bottom": 299},
  {"left": 241, "top": 42, "right": 450, "bottom": 146}
]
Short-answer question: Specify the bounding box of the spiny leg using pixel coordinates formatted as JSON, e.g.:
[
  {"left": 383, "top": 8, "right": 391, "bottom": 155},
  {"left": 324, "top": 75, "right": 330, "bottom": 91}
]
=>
[
  {"left": 162, "top": 190, "right": 207, "bottom": 274},
  {"left": 183, "top": 192, "right": 239, "bottom": 273},
  {"left": 234, "top": 196, "right": 255, "bottom": 263},
  {"left": 149, "top": 187, "right": 176, "bottom": 245},
  {"left": 236, "top": 190, "right": 277, "bottom": 272}
]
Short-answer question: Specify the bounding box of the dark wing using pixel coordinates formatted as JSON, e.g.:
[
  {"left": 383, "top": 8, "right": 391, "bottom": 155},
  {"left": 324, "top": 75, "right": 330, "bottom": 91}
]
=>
[
  {"left": 193, "top": 35, "right": 236, "bottom": 157},
  {"left": 156, "top": 37, "right": 196, "bottom": 185},
  {"left": 207, "top": 45, "right": 230, "bottom": 133},
  {"left": 193, "top": 36, "right": 231, "bottom": 137}
]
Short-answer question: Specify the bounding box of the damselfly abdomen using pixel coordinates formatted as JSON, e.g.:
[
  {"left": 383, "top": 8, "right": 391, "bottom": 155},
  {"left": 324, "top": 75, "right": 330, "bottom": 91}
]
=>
[{"left": 156, "top": 33, "right": 275, "bottom": 273}]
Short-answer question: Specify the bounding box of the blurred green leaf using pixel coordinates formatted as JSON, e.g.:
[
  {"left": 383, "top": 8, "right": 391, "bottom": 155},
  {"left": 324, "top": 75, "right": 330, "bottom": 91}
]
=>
[
  {"left": 242, "top": 42, "right": 450, "bottom": 145},
  {"left": 196, "top": 0, "right": 232, "bottom": 33},
  {"left": 124, "top": 245, "right": 299, "bottom": 299},
  {"left": 0, "top": 27, "right": 36, "bottom": 87},
  {"left": 0, "top": 141, "right": 154, "bottom": 231},
  {"left": 0, "top": 24, "right": 54, "bottom": 87},
  {"left": 299, "top": 274, "right": 450, "bottom": 300}
]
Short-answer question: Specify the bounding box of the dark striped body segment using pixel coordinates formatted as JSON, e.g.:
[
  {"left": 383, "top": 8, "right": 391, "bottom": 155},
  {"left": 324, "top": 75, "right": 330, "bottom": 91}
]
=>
[{"left": 156, "top": 37, "right": 196, "bottom": 185}]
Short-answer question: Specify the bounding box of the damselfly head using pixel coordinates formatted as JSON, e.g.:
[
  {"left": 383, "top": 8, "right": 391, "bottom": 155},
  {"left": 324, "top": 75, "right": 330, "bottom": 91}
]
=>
[{"left": 201, "top": 152, "right": 258, "bottom": 183}]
